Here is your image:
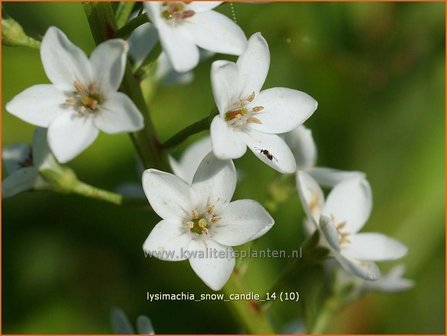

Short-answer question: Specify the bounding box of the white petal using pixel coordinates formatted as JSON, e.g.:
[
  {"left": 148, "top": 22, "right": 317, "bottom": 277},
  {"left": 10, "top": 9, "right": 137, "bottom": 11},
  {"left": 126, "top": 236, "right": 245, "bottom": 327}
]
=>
[
  {"left": 211, "top": 60, "right": 239, "bottom": 115},
  {"left": 186, "top": 2, "right": 222, "bottom": 12},
  {"left": 191, "top": 152, "right": 236, "bottom": 211},
  {"left": 90, "top": 39, "right": 128, "bottom": 93},
  {"left": 128, "top": 22, "right": 158, "bottom": 67},
  {"left": 184, "top": 11, "right": 246, "bottom": 56},
  {"left": 236, "top": 32, "right": 270, "bottom": 98},
  {"left": 319, "top": 215, "right": 341, "bottom": 252},
  {"left": 336, "top": 254, "right": 381, "bottom": 280},
  {"left": 169, "top": 136, "right": 212, "bottom": 184},
  {"left": 342, "top": 233, "right": 408, "bottom": 261},
  {"left": 2, "top": 144, "right": 31, "bottom": 174},
  {"left": 322, "top": 177, "right": 372, "bottom": 234},
  {"left": 144, "top": 2, "right": 163, "bottom": 25},
  {"left": 212, "top": 199, "right": 274, "bottom": 246},
  {"left": 41, "top": 26, "right": 91, "bottom": 91},
  {"left": 95, "top": 92, "right": 143, "bottom": 134},
  {"left": 2, "top": 167, "right": 38, "bottom": 199},
  {"left": 47, "top": 113, "right": 99, "bottom": 163},
  {"left": 32, "top": 127, "right": 52, "bottom": 168},
  {"left": 188, "top": 239, "right": 235, "bottom": 291},
  {"left": 142, "top": 169, "right": 192, "bottom": 220},
  {"left": 6, "top": 84, "right": 68, "bottom": 127},
  {"left": 248, "top": 88, "right": 317, "bottom": 134},
  {"left": 158, "top": 24, "right": 200, "bottom": 72},
  {"left": 283, "top": 126, "right": 317, "bottom": 170},
  {"left": 309, "top": 167, "right": 366, "bottom": 188},
  {"left": 363, "top": 264, "right": 414, "bottom": 293},
  {"left": 210, "top": 116, "right": 247, "bottom": 159},
  {"left": 156, "top": 52, "right": 194, "bottom": 85},
  {"left": 241, "top": 130, "right": 296, "bottom": 174},
  {"left": 143, "top": 219, "right": 191, "bottom": 261},
  {"left": 296, "top": 171, "right": 324, "bottom": 226}
]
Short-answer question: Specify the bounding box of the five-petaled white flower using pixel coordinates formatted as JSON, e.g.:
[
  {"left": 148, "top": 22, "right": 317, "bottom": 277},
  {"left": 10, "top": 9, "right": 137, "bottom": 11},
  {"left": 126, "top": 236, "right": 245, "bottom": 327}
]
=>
[
  {"left": 2, "top": 128, "right": 57, "bottom": 198},
  {"left": 210, "top": 33, "right": 318, "bottom": 174},
  {"left": 144, "top": 1, "right": 247, "bottom": 73},
  {"left": 6, "top": 26, "right": 144, "bottom": 163},
  {"left": 297, "top": 171, "right": 407, "bottom": 280},
  {"left": 284, "top": 126, "right": 365, "bottom": 187},
  {"left": 142, "top": 152, "right": 274, "bottom": 290}
]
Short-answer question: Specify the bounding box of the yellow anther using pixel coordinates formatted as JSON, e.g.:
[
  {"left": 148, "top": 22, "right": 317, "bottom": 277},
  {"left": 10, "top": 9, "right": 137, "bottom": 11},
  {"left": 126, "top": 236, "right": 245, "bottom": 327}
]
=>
[
  {"left": 192, "top": 209, "right": 199, "bottom": 219},
  {"left": 252, "top": 106, "right": 264, "bottom": 112},
  {"left": 207, "top": 204, "right": 214, "bottom": 214},
  {"left": 74, "top": 81, "right": 85, "bottom": 93},
  {"left": 246, "top": 91, "right": 256, "bottom": 102},
  {"left": 247, "top": 117, "right": 262, "bottom": 124}
]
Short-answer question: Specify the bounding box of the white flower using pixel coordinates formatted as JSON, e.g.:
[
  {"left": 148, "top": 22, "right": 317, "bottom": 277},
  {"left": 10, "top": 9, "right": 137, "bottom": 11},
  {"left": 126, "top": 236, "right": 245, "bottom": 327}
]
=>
[
  {"left": 2, "top": 128, "right": 57, "bottom": 198},
  {"left": 284, "top": 126, "right": 365, "bottom": 187},
  {"left": 168, "top": 136, "right": 212, "bottom": 183},
  {"left": 144, "top": 1, "right": 247, "bottom": 72},
  {"left": 142, "top": 152, "right": 274, "bottom": 290},
  {"left": 6, "top": 27, "right": 143, "bottom": 163},
  {"left": 361, "top": 264, "right": 414, "bottom": 293},
  {"left": 128, "top": 22, "right": 213, "bottom": 85},
  {"left": 296, "top": 171, "right": 408, "bottom": 280},
  {"left": 210, "top": 33, "right": 318, "bottom": 174}
]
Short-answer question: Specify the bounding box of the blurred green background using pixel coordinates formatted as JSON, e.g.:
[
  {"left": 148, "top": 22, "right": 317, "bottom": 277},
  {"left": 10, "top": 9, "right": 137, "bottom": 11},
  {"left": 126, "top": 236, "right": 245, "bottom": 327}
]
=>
[{"left": 2, "top": 2, "right": 445, "bottom": 334}]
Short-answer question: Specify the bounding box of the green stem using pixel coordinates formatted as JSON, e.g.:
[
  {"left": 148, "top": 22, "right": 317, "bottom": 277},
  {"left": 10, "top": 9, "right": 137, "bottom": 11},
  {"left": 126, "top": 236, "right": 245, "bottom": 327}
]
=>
[
  {"left": 223, "top": 271, "right": 275, "bottom": 334},
  {"left": 308, "top": 295, "right": 341, "bottom": 334},
  {"left": 114, "top": 13, "right": 149, "bottom": 38},
  {"left": 71, "top": 181, "right": 148, "bottom": 207},
  {"left": 72, "top": 181, "right": 123, "bottom": 205},
  {"left": 115, "top": 2, "right": 135, "bottom": 28},
  {"left": 82, "top": 2, "right": 168, "bottom": 170},
  {"left": 2, "top": 14, "right": 41, "bottom": 49},
  {"left": 162, "top": 109, "right": 217, "bottom": 150}
]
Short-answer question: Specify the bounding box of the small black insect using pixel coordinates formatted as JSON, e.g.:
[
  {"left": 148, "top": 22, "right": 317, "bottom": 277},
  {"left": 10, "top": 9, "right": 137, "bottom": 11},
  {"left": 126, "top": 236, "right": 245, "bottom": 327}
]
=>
[{"left": 255, "top": 147, "right": 278, "bottom": 162}]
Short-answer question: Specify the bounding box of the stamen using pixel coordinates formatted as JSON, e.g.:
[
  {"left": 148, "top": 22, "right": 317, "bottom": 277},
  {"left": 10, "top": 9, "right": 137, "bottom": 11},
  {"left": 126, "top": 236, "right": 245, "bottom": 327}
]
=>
[
  {"left": 211, "top": 216, "right": 221, "bottom": 223},
  {"left": 247, "top": 117, "right": 261, "bottom": 124},
  {"left": 206, "top": 204, "right": 214, "bottom": 214},
  {"left": 252, "top": 106, "right": 264, "bottom": 112},
  {"left": 74, "top": 81, "right": 85, "bottom": 93},
  {"left": 161, "top": 2, "right": 195, "bottom": 20},
  {"left": 246, "top": 91, "right": 256, "bottom": 102}
]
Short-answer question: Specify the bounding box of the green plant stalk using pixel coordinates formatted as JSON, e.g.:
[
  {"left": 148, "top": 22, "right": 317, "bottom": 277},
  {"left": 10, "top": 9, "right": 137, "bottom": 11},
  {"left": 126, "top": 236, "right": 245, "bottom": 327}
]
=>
[
  {"left": 223, "top": 271, "right": 275, "bottom": 334},
  {"left": 82, "top": 2, "right": 168, "bottom": 170},
  {"left": 2, "top": 15, "right": 41, "bottom": 49},
  {"left": 308, "top": 295, "right": 340, "bottom": 334},
  {"left": 40, "top": 166, "right": 145, "bottom": 206},
  {"left": 115, "top": 13, "right": 149, "bottom": 38},
  {"left": 72, "top": 181, "right": 123, "bottom": 205},
  {"left": 115, "top": 2, "right": 135, "bottom": 28},
  {"left": 162, "top": 109, "right": 217, "bottom": 150}
]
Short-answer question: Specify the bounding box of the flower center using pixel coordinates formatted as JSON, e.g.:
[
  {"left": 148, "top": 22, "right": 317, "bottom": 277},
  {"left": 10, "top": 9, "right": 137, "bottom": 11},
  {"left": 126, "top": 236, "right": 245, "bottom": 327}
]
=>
[
  {"left": 330, "top": 214, "right": 350, "bottom": 245},
  {"left": 161, "top": 2, "right": 195, "bottom": 21},
  {"left": 65, "top": 81, "right": 104, "bottom": 115},
  {"left": 224, "top": 91, "right": 264, "bottom": 128},
  {"left": 186, "top": 206, "right": 221, "bottom": 236}
]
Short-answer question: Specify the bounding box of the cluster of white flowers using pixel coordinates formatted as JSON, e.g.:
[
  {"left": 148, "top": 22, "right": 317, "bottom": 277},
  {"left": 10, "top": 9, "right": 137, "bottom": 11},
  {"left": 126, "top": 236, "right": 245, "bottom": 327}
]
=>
[{"left": 4, "top": 1, "right": 410, "bottom": 293}]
